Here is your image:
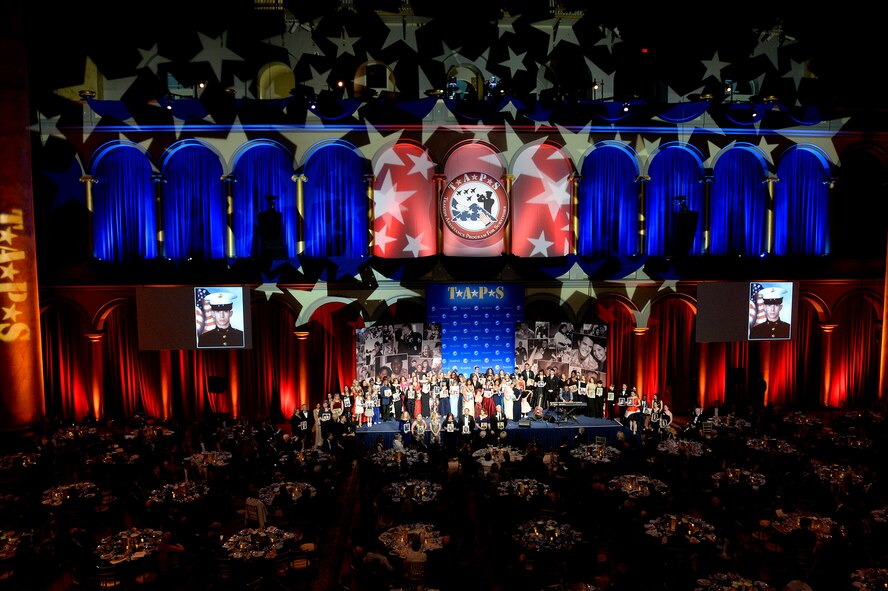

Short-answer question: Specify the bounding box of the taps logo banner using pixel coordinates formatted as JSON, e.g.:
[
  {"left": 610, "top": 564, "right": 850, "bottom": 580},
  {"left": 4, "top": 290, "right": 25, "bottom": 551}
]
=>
[{"left": 440, "top": 173, "right": 509, "bottom": 240}]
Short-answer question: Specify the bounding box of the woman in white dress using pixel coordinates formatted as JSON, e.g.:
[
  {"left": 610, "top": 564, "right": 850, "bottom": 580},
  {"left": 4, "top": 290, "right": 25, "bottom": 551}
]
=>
[
  {"left": 354, "top": 392, "right": 365, "bottom": 426},
  {"left": 449, "top": 373, "right": 462, "bottom": 419},
  {"left": 502, "top": 378, "right": 516, "bottom": 421}
]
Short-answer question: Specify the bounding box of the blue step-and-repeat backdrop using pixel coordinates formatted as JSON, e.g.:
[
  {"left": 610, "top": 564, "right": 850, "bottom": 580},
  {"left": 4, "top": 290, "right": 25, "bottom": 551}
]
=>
[{"left": 426, "top": 284, "right": 525, "bottom": 376}]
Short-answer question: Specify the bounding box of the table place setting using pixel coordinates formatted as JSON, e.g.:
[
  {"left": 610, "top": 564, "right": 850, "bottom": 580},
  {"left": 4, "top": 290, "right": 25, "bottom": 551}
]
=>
[
  {"left": 770, "top": 510, "right": 844, "bottom": 541},
  {"left": 372, "top": 448, "right": 428, "bottom": 469},
  {"left": 645, "top": 513, "right": 717, "bottom": 545},
  {"left": 657, "top": 438, "right": 710, "bottom": 457},
  {"left": 42, "top": 481, "right": 99, "bottom": 506},
  {"left": 96, "top": 527, "right": 163, "bottom": 565},
  {"left": 608, "top": 474, "right": 669, "bottom": 498},
  {"left": 496, "top": 478, "right": 550, "bottom": 501},
  {"left": 745, "top": 437, "right": 798, "bottom": 455},
  {"left": 472, "top": 445, "right": 524, "bottom": 463},
  {"left": 258, "top": 481, "right": 317, "bottom": 507},
  {"left": 185, "top": 450, "right": 232, "bottom": 467},
  {"left": 223, "top": 525, "right": 299, "bottom": 560},
  {"left": 147, "top": 480, "right": 209, "bottom": 505},
  {"left": 571, "top": 443, "right": 621, "bottom": 463},
  {"left": 695, "top": 572, "right": 775, "bottom": 591},
  {"left": 513, "top": 518, "right": 582, "bottom": 552},
  {"left": 851, "top": 566, "right": 888, "bottom": 590},
  {"left": 378, "top": 523, "right": 443, "bottom": 558},
  {"left": 711, "top": 468, "right": 766, "bottom": 490},
  {"left": 380, "top": 479, "right": 441, "bottom": 504}
]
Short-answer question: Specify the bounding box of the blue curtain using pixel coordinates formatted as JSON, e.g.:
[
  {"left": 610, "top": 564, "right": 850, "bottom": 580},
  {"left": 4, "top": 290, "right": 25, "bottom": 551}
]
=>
[
  {"left": 578, "top": 145, "right": 639, "bottom": 257},
  {"left": 710, "top": 148, "right": 769, "bottom": 256},
  {"left": 645, "top": 146, "right": 704, "bottom": 256},
  {"left": 232, "top": 143, "right": 299, "bottom": 259},
  {"left": 303, "top": 143, "right": 367, "bottom": 258},
  {"left": 774, "top": 148, "right": 830, "bottom": 255},
  {"left": 92, "top": 145, "right": 157, "bottom": 261},
  {"left": 162, "top": 144, "right": 226, "bottom": 260}
]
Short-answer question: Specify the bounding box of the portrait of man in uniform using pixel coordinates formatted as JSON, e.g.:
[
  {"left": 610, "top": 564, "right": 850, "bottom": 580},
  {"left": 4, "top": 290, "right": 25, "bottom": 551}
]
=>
[
  {"left": 197, "top": 289, "right": 245, "bottom": 348},
  {"left": 748, "top": 284, "right": 792, "bottom": 340}
]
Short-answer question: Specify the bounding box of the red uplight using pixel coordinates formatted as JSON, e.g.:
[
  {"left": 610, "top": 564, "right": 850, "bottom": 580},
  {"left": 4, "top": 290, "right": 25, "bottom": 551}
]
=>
[{"left": 641, "top": 48, "right": 649, "bottom": 54}]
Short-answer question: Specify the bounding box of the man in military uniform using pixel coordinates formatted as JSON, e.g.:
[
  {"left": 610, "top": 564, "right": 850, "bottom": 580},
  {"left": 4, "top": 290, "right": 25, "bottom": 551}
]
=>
[
  {"left": 749, "top": 286, "right": 791, "bottom": 339},
  {"left": 198, "top": 291, "right": 245, "bottom": 347}
]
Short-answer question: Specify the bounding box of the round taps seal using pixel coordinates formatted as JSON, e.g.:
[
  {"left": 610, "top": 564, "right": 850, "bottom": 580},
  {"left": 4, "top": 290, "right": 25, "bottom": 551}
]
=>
[{"left": 440, "top": 172, "right": 509, "bottom": 240}]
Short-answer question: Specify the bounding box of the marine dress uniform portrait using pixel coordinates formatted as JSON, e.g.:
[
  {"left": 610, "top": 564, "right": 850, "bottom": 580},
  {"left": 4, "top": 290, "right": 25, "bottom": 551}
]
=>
[
  {"left": 748, "top": 286, "right": 791, "bottom": 340},
  {"left": 197, "top": 291, "right": 245, "bottom": 348}
]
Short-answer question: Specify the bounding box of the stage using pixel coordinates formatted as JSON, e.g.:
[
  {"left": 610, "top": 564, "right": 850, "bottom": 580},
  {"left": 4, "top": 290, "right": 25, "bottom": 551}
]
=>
[{"left": 357, "top": 410, "right": 629, "bottom": 451}]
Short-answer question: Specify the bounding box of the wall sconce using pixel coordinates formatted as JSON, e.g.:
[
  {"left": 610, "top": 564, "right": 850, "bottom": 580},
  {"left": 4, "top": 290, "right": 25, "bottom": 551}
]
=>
[
  {"left": 622, "top": 102, "right": 629, "bottom": 113},
  {"left": 724, "top": 80, "right": 734, "bottom": 102},
  {"left": 78, "top": 89, "right": 96, "bottom": 100}
]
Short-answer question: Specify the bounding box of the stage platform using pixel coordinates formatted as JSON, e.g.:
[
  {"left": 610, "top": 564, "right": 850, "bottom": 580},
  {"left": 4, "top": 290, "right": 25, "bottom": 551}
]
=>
[{"left": 357, "top": 411, "right": 629, "bottom": 452}]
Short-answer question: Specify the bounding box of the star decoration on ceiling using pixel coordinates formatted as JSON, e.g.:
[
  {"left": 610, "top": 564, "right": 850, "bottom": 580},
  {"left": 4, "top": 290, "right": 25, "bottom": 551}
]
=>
[
  {"left": 751, "top": 34, "right": 781, "bottom": 70},
  {"left": 192, "top": 31, "right": 245, "bottom": 83},
  {"left": 327, "top": 31, "right": 360, "bottom": 58},
  {"left": 531, "top": 17, "right": 581, "bottom": 48},
  {"left": 524, "top": 168, "right": 572, "bottom": 222},
  {"left": 256, "top": 275, "right": 285, "bottom": 300},
  {"left": 777, "top": 117, "right": 848, "bottom": 166},
  {"left": 595, "top": 27, "right": 623, "bottom": 54},
  {"left": 499, "top": 47, "right": 528, "bottom": 78},
  {"left": 406, "top": 150, "right": 436, "bottom": 180},
  {"left": 33, "top": 113, "right": 65, "bottom": 146},
  {"left": 380, "top": 14, "right": 430, "bottom": 51},
  {"left": 373, "top": 222, "right": 398, "bottom": 255},
  {"left": 701, "top": 51, "right": 729, "bottom": 81},
  {"left": 137, "top": 44, "right": 171, "bottom": 74},
  {"left": 783, "top": 58, "right": 808, "bottom": 91},
  {"left": 403, "top": 232, "right": 430, "bottom": 257}
]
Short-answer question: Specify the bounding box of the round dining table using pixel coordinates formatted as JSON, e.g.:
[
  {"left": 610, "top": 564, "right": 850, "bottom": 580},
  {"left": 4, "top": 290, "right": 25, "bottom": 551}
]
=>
[
  {"left": 96, "top": 527, "right": 163, "bottom": 566},
  {"left": 608, "top": 474, "right": 669, "bottom": 499},
  {"left": 644, "top": 513, "right": 718, "bottom": 546},
  {"left": 378, "top": 523, "right": 443, "bottom": 558},
  {"left": 222, "top": 525, "right": 300, "bottom": 561},
  {"left": 513, "top": 518, "right": 582, "bottom": 553},
  {"left": 571, "top": 443, "right": 621, "bottom": 464},
  {"left": 694, "top": 572, "right": 776, "bottom": 590}
]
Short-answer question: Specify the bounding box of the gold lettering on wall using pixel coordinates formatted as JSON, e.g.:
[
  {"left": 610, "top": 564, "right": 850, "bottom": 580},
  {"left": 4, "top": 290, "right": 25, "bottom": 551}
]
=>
[{"left": 0, "top": 209, "right": 29, "bottom": 342}]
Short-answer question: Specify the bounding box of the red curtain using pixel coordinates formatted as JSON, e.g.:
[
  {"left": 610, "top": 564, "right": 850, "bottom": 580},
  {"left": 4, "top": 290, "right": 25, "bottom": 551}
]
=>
[
  {"left": 643, "top": 298, "right": 697, "bottom": 413},
  {"left": 832, "top": 293, "right": 881, "bottom": 408},
  {"left": 40, "top": 303, "right": 90, "bottom": 422},
  {"left": 102, "top": 303, "right": 163, "bottom": 418},
  {"left": 241, "top": 300, "right": 299, "bottom": 419},
  {"left": 308, "top": 302, "right": 362, "bottom": 403}
]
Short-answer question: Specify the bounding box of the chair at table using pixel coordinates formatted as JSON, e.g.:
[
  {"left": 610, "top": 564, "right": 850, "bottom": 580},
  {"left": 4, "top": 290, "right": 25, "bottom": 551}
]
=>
[
  {"left": 86, "top": 564, "right": 125, "bottom": 590},
  {"left": 405, "top": 558, "right": 427, "bottom": 591},
  {"left": 286, "top": 546, "right": 317, "bottom": 591},
  {"left": 702, "top": 421, "right": 714, "bottom": 438},
  {"left": 244, "top": 497, "right": 268, "bottom": 528},
  {"left": 594, "top": 436, "right": 607, "bottom": 446}
]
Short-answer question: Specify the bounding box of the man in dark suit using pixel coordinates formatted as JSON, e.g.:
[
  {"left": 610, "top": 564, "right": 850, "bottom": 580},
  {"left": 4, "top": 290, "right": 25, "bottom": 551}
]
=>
[
  {"left": 520, "top": 362, "right": 535, "bottom": 384},
  {"left": 290, "top": 404, "right": 312, "bottom": 450},
  {"left": 543, "top": 367, "right": 562, "bottom": 408}
]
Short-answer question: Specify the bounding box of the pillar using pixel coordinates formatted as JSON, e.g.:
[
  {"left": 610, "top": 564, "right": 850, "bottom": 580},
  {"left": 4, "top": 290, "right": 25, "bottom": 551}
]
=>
[
  {"left": 365, "top": 174, "right": 376, "bottom": 253},
  {"left": 0, "top": 3, "right": 45, "bottom": 432},
  {"left": 152, "top": 173, "right": 166, "bottom": 258},
  {"left": 433, "top": 173, "right": 447, "bottom": 254},
  {"left": 292, "top": 174, "right": 306, "bottom": 255},
  {"left": 79, "top": 175, "right": 97, "bottom": 257},
  {"left": 221, "top": 174, "right": 235, "bottom": 258},
  {"left": 569, "top": 172, "right": 580, "bottom": 255},
  {"left": 632, "top": 327, "right": 648, "bottom": 398},
  {"left": 295, "top": 330, "right": 310, "bottom": 407},
  {"left": 819, "top": 324, "right": 837, "bottom": 407},
  {"left": 86, "top": 332, "right": 105, "bottom": 421},
  {"left": 702, "top": 171, "right": 714, "bottom": 254},
  {"left": 764, "top": 175, "right": 778, "bottom": 255},
  {"left": 636, "top": 175, "right": 650, "bottom": 256},
  {"left": 502, "top": 173, "right": 514, "bottom": 255}
]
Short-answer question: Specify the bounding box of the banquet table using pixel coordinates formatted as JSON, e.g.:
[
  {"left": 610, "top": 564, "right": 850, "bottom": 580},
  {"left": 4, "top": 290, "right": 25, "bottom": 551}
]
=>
[
  {"left": 644, "top": 513, "right": 718, "bottom": 546},
  {"left": 656, "top": 439, "right": 710, "bottom": 458},
  {"left": 745, "top": 437, "right": 798, "bottom": 455},
  {"left": 185, "top": 451, "right": 231, "bottom": 468},
  {"left": 851, "top": 567, "right": 888, "bottom": 590},
  {"left": 807, "top": 460, "right": 866, "bottom": 491},
  {"left": 472, "top": 445, "right": 524, "bottom": 463},
  {"left": 496, "top": 478, "right": 550, "bottom": 501},
  {"left": 513, "top": 518, "right": 582, "bottom": 553},
  {"left": 0, "top": 530, "right": 25, "bottom": 562},
  {"left": 96, "top": 527, "right": 163, "bottom": 566},
  {"left": 41, "top": 481, "right": 99, "bottom": 507},
  {"left": 608, "top": 474, "right": 669, "bottom": 499},
  {"left": 378, "top": 523, "right": 443, "bottom": 558},
  {"left": 146, "top": 481, "right": 209, "bottom": 506},
  {"left": 694, "top": 572, "right": 776, "bottom": 591},
  {"left": 222, "top": 525, "right": 300, "bottom": 562},
  {"left": 710, "top": 468, "right": 766, "bottom": 490},
  {"left": 570, "top": 443, "right": 621, "bottom": 464},
  {"left": 258, "top": 481, "right": 317, "bottom": 507},
  {"left": 380, "top": 479, "right": 441, "bottom": 505},
  {"left": 770, "top": 510, "right": 845, "bottom": 542},
  {"left": 372, "top": 449, "right": 429, "bottom": 471}
]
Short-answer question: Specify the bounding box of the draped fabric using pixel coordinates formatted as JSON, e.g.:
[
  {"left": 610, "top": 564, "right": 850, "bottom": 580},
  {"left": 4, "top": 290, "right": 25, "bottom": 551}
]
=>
[
  {"left": 240, "top": 300, "right": 299, "bottom": 419},
  {"left": 642, "top": 298, "right": 697, "bottom": 412},
  {"left": 597, "top": 299, "right": 634, "bottom": 392},
  {"left": 774, "top": 148, "right": 830, "bottom": 255},
  {"left": 232, "top": 143, "right": 299, "bottom": 259},
  {"left": 195, "top": 350, "right": 235, "bottom": 416},
  {"left": 162, "top": 144, "right": 226, "bottom": 260},
  {"left": 371, "top": 142, "right": 437, "bottom": 258},
  {"left": 791, "top": 300, "right": 822, "bottom": 408},
  {"left": 578, "top": 145, "right": 639, "bottom": 257},
  {"left": 307, "top": 302, "right": 363, "bottom": 399},
  {"left": 710, "top": 148, "right": 769, "bottom": 256},
  {"left": 102, "top": 303, "right": 162, "bottom": 419},
  {"left": 303, "top": 143, "right": 367, "bottom": 257},
  {"left": 92, "top": 145, "right": 157, "bottom": 261},
  {"left": 832, "top": 294, "right": 881, "bottom": 408},
  {"left": 40, "top": 302, "right": 90, "bottom": 422},
  {"left": 510, "top": 143, "right": 573, "bottom": 257},
  {"left": 645, "top": 146, "right": 704, "bottom": 256}
]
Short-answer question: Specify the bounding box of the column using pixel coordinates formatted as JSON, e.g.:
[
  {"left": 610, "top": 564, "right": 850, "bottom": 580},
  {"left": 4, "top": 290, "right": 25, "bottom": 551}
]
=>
[
  {"left": 632, "top": 327, "right": 648, "bottom": 399},
  {"left": 86, "top": 333, "right": 105, "bottom": 421},
  {"left": 433, "top": 173, "right": 447, "bottom": 254},
  {"left": 295, "top": 330, "right": 310, "bottom": 407},
  {"left": 764, "top": 175, "right": 778, "bottom": 255},
  {"left": 0, "top": 3, "right": 44, "bottom": 432},
  {"left": 292, "top": 174, "right": 307, "bottom": 255},
  {"left": 152, "top": 174, "right": 166, "bottom": 258},
  {"left": 881, "top": 233, "right": 888, "bottom": 401},
  {"left": 819, "top": 324, "right": 838, "bottom": 407},
  {"left": 79, "top": 175, "right": 97, "bottom": 257},
  {"left": 502, "top": 173, "right": 514, "bottom": 255},
  {"left": 221, "top": 174, "right": 235, "bottom": 259},
  {"left": 636, "top": 175, "right": 650, "bottom": 256},
  {"left": 365, "top": 174, "right": 376, "bottom": 253},
  {"left": 702, "top": 171, "right": 714, "bottom": 254},
  {"left": 569, "top": 172, "right": 580, "bottom": 255}
]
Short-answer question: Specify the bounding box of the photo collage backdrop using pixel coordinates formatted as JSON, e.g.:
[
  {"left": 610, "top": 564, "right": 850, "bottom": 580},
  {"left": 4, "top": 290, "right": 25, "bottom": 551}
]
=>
[
  {"left": 514, "top": 321, "right": 608, "bottom": 384},
  {"left": 355, "top": 323, "right": 442, "bottom": 382}
]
